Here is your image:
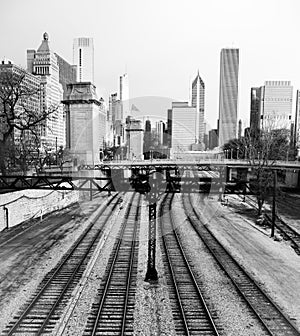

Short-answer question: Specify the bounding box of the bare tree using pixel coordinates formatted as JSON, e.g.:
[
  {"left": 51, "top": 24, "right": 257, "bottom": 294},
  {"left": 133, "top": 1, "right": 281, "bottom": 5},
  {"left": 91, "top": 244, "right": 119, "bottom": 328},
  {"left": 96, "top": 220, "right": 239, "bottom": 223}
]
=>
[
  {"left": 0, "top": 69, "right": 58, "bottom": 174},
  {"left": 223, "top": 127, "right": 290, "bottom": 216}
]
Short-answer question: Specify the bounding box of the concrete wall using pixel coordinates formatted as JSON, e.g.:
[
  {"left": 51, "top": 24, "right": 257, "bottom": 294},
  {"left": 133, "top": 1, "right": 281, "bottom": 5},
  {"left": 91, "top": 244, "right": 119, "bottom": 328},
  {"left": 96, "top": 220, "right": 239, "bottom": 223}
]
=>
[{"left": 0, "top": 189, "right": 79, "bottom": 232}]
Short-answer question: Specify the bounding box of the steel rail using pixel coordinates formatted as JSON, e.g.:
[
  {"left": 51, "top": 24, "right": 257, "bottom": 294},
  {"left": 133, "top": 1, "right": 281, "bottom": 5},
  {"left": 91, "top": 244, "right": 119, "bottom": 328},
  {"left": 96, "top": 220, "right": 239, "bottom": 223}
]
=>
[
  {"left": 183, "top": 193, "right": 300, "bottom": 336},
  {"left": 5, "top": 192, "right": 121, "bottom": 335},
  {"left": 160, "top": 193, "right": 220, "bottom": 336},
  {"left": 89, "top": 193, "right": 140, "bottom": 336}
]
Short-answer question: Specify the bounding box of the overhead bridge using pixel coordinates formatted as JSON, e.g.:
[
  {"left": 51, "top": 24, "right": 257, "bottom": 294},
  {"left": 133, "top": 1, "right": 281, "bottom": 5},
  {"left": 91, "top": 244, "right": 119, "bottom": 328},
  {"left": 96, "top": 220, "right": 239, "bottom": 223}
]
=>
[
  {"left": 1, "top": 160, "right": 300, "bottom": 282},
  {"left": 1, "top": 160, "right": 300, "bottom": 194}
]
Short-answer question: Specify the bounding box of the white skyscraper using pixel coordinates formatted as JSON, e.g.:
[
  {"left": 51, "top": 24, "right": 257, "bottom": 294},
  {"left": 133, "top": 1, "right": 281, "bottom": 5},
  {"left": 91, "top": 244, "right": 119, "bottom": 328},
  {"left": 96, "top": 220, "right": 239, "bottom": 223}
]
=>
[
  {"left": 260, "top": 81, "right": 293, "bottom": 130},
  {"left": 27, "top": 32, "right": 64, "bottom": 148},
  {"left": 168, "top": 102, "right": 197, "bottom": 153},
  {"left": 73, "top": 37, "right": 94, "bottom": 83}
]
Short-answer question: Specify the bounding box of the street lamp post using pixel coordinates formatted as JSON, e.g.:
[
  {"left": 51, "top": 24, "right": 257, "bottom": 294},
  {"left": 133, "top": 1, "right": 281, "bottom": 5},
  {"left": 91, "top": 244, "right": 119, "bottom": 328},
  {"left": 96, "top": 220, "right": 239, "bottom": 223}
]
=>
[{"left": 237, "top": 147, "right": 239, "bottom": 160}]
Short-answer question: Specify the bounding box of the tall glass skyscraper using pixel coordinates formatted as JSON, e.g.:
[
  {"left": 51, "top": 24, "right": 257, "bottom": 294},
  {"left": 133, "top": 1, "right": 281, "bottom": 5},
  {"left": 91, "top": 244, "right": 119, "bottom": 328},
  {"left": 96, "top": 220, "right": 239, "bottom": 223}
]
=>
[
  {"left": 73, "top": 37, "right": 94, "bottom": 83},
  {"left": 218, "top": 48, "right": 239, "bottom": 147}
]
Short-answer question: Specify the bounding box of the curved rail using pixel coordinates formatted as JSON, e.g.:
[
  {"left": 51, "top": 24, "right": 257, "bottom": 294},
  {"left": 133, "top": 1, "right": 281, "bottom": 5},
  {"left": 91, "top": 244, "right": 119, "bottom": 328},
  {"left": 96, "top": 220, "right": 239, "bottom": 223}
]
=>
[
  {"left": 183, "top": 193, "right": 300, "bottom": 336},
  {"left": 159, "top": 193, "right": 220, "bottom": 336},
  {"left": 243, "top": 195, "right": 300, "bottom": 254}
]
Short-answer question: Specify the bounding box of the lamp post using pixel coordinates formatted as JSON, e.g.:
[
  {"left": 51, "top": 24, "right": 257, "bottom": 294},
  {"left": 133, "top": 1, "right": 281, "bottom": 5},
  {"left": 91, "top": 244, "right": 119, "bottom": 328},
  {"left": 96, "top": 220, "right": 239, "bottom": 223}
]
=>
[
  {"left": 237, "top": 147, "right": 239, "bottom": 160},
  {"left": 245, "top": 146, "right": 247, "bottom": 160}
]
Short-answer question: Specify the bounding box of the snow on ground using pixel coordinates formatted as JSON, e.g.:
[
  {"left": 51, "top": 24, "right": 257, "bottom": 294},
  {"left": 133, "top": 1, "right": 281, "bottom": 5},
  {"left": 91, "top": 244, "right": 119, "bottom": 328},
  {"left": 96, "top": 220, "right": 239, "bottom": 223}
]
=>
[
  {"left": 191, "top": 193, "right": 300, "bottom": 330},
  {"left": 0, "top": 191, "right": 111, "bottom": 333}
]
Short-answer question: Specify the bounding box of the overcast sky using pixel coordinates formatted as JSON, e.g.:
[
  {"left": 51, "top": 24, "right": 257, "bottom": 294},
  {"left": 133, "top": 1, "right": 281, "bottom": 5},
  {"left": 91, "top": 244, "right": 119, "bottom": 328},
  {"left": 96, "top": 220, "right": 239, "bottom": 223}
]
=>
[{"left": 1, "top": 0, "right": 299, "bottom": 130}]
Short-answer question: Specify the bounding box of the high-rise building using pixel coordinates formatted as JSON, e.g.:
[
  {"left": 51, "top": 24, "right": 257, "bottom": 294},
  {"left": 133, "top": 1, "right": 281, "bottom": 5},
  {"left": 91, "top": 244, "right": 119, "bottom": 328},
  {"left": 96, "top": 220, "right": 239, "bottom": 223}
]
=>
[
  {"left": 54, "top": 54, "right": 77, "bottom": 99},
  {"left": 250, "top": 81, "right": 293, "bottom": 135},
  {"left": 250, "top": 87, "right": 262, "bottom": 137},
  {"left": 191, "top": 71, "right": 205, "bottom": 148},
  {"left": 120, "top": 73, "right": 129, "bottom": 122},
  {"left": 238, "top": 119, "right": 242, "bottom": 139},
  {"left": 27, "top": 32, "right": 64, "bottom": 148},
  {"left": 168, "top": 102, "right": 197, "bottom": 153},
  {"left": 73, "top": 37, "right": 94, "bottom": 83},
  {"left": 218, "top": 48, "right": 239, "bottom": 147},
  {"left": 294, "top": 90, "right": 300, "bottom": 156},
  {"left": 260, "top": 81, "right": 293, "bottom": 130},
  {"left": 155, "top": 120, "right": 166, "bottom": 145},
  {"left": 208, "top": 129, "right": 218, "bottom": 149}
]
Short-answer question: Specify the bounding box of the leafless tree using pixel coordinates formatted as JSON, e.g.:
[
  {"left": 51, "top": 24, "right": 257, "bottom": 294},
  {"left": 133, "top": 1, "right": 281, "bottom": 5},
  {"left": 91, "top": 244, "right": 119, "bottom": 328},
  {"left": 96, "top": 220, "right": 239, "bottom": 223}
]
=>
[
  {"left": 224, "top": 125, "right": 290, "bottom": 216},
  {"left": 0, "top": 69, "right": 59, "bottom": 174}
]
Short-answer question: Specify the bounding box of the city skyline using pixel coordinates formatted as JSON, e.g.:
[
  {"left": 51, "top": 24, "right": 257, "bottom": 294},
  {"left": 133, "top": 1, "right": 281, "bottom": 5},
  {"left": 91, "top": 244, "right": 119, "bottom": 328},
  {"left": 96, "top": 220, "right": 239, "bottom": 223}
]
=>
[{"left": 1, "top": 0, "right": 299, "bottom": 131}]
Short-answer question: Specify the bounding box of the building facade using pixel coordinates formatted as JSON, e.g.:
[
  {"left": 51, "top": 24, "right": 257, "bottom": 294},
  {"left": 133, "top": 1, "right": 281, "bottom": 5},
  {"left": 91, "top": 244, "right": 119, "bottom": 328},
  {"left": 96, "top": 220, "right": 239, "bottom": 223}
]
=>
[
  {"left": 260, "top": 81, "right": 293, "bottom": 130},
  {"left": 218, "top": 48, "right": 239, "bottom": 147},
  {"left": 250, "top": 87, "right": 262, "bottom": 137},
  {"left": 295, "top": 90, "right": 300, "bottom": 156},
  {"left": 27, "top": 33, "right": 64, "bottom": 149},
  {"left": 168, "top": 102, "right": 197, "bottom": 153},
  {"left": 155, "top": 120, "right": 166, "bottom": 145},
  {"left": 250, "top": 81, "right": 293, "bottom": 136},
  {"left": 120, "top": 73, "right": 129, "bottom": 122},
  {"left": 54, "top": 54, "right": 77, "bottom": 99},
  {"left": 191, "top": 71, "right": 205, "bottom": 149},
  {"left": 126, "top": 117, "right": 144, "bottom": 160},
  {"left": 208, "top": 129, "right": 218, "bottom": 149},
  {"left": 73, "top": 37, "right": 94, "bottom": 83}
]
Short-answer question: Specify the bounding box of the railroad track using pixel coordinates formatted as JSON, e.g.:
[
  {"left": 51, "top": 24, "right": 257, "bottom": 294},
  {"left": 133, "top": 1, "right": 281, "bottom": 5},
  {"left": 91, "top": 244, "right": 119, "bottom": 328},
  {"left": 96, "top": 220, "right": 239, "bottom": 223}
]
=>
[
  {"left": 2, "top": 192, "right": 123, "bottom": 336},
  {"left": 159, "top": 193, "right": 220, "bottom": 336},
  {"left": 183, "top": 193, "right": 300, "bottom": 336},
  {"left": 83, "top": 192, "right": 141, "bottom": 336},
  {"left": 243, "top": 195, "right": 300, "bottom": 255}
]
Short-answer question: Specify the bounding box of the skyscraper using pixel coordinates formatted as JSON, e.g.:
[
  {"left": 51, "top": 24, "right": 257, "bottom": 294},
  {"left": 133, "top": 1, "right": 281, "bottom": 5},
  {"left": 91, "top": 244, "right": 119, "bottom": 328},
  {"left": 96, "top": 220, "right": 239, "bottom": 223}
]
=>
[
  {"left": 27, "top": 32, "right": 64, "bottom": 148},
  {"left": 191, "top": 71, "right": 205, "bottom": 148},
  {"left": 120, "top": 73, "right": 129, "bottom": 123},
  {"left": 250, "top": 87, "right": 262, "bottom": 137},
  {"left": 294, "top": 90, "right": 300, "bottom": 155},
  {"left": 73, "top": 37, "right": 94, "bottom": 83},
  {"left": 260, "top": 81, "right": 293, "bottom": 130},
  {"left": 168, "top": 102, "right": 197, "bottom": 153},
  {"left": 218, "top": 48, "right": 239, "bottom": 147},
  {"left": 250, "top": 81, "right": 293, "bottom": 135}
]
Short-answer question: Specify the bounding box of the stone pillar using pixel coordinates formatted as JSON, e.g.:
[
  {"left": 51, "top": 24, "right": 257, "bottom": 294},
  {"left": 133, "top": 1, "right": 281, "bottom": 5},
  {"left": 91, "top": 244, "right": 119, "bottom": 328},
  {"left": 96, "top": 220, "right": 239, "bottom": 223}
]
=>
[{"left": 63, "top": 83, "right": 106, "bottom": 166}]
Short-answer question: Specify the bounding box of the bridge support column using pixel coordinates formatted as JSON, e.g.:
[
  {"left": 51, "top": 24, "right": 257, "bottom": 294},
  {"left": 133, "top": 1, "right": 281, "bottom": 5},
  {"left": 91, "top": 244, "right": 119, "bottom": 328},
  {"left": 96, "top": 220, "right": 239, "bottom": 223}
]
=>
[{"left": 145, "top": 199, "right": 158, "bottom": 282}]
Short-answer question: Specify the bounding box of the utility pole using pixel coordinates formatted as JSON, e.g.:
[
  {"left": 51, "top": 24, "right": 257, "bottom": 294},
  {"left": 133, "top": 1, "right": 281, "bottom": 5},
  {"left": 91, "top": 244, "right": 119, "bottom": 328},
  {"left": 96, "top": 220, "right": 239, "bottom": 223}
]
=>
[{"left": 271, "top": 170, "right": 277, "bottom": 237}]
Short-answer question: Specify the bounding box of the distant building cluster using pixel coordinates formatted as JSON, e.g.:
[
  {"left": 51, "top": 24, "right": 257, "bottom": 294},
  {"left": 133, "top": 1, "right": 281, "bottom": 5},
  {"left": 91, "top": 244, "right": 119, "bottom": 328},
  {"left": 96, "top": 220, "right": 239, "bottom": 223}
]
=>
[{"left": 1, "top": 35, "right": 300, "bottom": 165}]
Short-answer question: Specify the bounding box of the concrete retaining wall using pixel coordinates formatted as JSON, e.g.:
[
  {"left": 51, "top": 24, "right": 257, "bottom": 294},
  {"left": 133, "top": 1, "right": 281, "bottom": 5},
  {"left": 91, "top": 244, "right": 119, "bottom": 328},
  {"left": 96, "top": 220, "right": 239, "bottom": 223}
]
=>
[{"left": 0, "top": 189, "right": 79, "bottom": 232}]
